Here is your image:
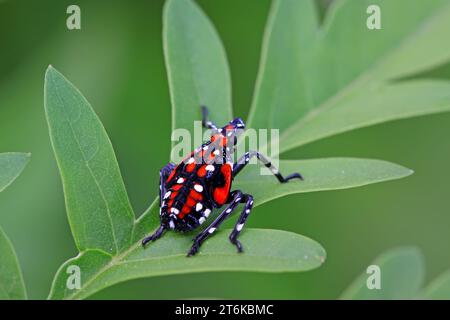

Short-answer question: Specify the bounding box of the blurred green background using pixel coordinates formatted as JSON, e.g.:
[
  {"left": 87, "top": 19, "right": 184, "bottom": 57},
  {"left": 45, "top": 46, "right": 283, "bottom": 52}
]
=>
[{"left": 1, "top": 0, "right": 450, "bottom": 299}]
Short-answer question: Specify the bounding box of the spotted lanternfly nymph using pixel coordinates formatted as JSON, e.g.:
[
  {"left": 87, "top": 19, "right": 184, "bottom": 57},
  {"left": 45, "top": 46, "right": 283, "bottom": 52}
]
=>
[{"left": 142, "top": 106, "right": 303, "bottom": 256}]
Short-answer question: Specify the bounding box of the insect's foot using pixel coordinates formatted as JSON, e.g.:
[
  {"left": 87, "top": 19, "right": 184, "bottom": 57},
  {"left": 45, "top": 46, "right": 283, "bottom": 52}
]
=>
[
  {"left": 230, "top": 238, "right": 243, "bottom": 253},
  {"left": 187, "top": 242, "right": 200, "bottom": 257},
  {"left": 284, "top": 172, "right": 304, "bottom": 182},
  {"left": 141, "top": 236, "right": 154, "bottom": 247}
]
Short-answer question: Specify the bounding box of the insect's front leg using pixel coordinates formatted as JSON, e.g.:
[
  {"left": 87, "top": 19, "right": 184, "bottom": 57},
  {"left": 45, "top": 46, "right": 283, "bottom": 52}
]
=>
[
  {"left": 142, "top": 163, "right": 176, "bottom": 247},
  {"left": 233, "top": 151, "right": 303, "bottom": 183},
  {"left": 187, "top": 190, "right": 243, "bottom": 256}
]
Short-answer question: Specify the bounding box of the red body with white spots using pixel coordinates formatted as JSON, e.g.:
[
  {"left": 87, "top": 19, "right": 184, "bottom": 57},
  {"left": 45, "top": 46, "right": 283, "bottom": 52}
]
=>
[{"left": 160, "top": 125, "right": 237, "bottom": 232}]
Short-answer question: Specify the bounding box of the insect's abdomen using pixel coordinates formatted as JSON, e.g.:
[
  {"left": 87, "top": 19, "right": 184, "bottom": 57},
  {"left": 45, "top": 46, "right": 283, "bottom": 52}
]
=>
[{"left": 161, "top": 181, "right": 212, "bottom": 232}]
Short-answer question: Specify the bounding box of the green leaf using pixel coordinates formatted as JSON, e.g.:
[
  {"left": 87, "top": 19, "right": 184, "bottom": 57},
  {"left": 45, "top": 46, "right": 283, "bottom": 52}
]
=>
[
  {"left": 49, "top": 228, "right": 325, "bottom": 300},
  {"left": 134, "top": 157, "right": 412, "bottom": 242},
  {"left": 0, "top": 152, "right": 29, "bottom": 299},
  {"left": 340, "top": 247, "right": 425, "bottom": 299},
  {"left": 422, "top": 270, "right": 450, "bottom": 299},
  {"left": 249, "top": 0, "right": 450, "bottom": 152},
  {"left": 234, "top": 158, "right": 413, "bottom": 207},
  {"left": 164, "top": 0, "right": 233, "bottom": 145},
  {"left": 44, "top": 66, "right": 134, "bottom": 255},
  {"left": 0, "top": 152, "right": 30, "bottom": 192},
  {"left": 0, "top": 226, "right": 27, "bottom": 300}
]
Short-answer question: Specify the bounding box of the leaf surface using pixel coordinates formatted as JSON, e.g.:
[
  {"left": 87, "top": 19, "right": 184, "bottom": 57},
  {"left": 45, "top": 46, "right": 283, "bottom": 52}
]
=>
[{"left": 44, "top": 66, "right": 134, "bottom": 255}]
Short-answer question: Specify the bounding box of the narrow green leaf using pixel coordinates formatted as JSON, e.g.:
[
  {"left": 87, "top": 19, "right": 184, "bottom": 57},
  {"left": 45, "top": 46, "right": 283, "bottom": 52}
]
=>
[
  {"left": 234, "top": 158, "right": 413, "bottom": 207},
  {"left": 422, "top": 270, "right": 450, "bottom": 299},
  {"left": 248, "top": 0, "right": 318, "bottom": 131},
  {"left": 49, "top": 227, "right": 325, "bottom": 300},
  {"left": 44, "top": 66, "right": 134, "bottom": 255},
  {"left": 250, "top": 0, "right": 450, "bottom": 152},
  {"left": 0, "top": 153, "right": 30, "bottom": 192},
  {"left": 134, "top": 157, "right": 411, "bottom": 243},
  {"left": 279, "top": 80, "right": 450, "bottom": 153},
  {"left": 340, "top": 247, "right": 425, "bottom": 300},
  {"left": 0, "top": 227, "right": 27, "bottom": 300},
  {"left": 164, "top": 0, "right": 233, "bottom": 146}
]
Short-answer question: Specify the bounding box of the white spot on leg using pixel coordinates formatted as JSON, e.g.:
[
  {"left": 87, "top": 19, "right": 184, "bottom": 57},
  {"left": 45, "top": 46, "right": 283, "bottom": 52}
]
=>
[
  {"left": 236, "top": 223, "right": 244, "bottom": 231},
  {"left": 226, "top": 208, "right": 232, "bottom": 213},
  {"left": 169, "top": 220, "right": 175, "bottom": 229},
  {"left": 194, "top": 184, "right": 203, "bottom": 192},
  {"left": 196, "top": 203, "right": 203, "bottom": 211},
  {"left": 208, "top": 227, "right": 216, "bottom": 234},
  {"left": 245, "top": 209, "right": 250, "bottom": 214}
]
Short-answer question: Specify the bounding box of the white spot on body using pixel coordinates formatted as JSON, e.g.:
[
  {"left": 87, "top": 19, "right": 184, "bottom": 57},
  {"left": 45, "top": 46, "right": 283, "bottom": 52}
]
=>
[
  {"left": 187, "top": 157, "right": 195, "bottom": 164},
  {"left": 236, "top": 223, "right": 244, "bottom": 231},
  {"left": 171, "top": 208, "right": 180, "bottom": 215},
  {"left": 204, "top": 209, "right": 211, "bottom": 217},
  {"left": 194, "top": 184, "right": 203, "bottom": 192},
  {"left": 177, "top": 177, "right": 184, "bottom": 184},
  {"left": 205, "top": 165, "right": 215, "bottom": 172},
  {"left": 164, "top": 191, "right": 171, "bottom": 199},
  {"left": 199, "top": 217, "right": 206, "bottom": 224},
  {"left": 196, "top": 203, "right": 203, "bottom": 211},
  {"left": 227, "top": 131, "right": 233, "bottom": 137},
  {"left": 213, "top": 149, "right": 220, "bottom": 155},
  {"left": 169, "top": 220, "right": 175, "bottom": 229},
  {"left": 203, "top": 146, "right": 208, "bottom": 150}
]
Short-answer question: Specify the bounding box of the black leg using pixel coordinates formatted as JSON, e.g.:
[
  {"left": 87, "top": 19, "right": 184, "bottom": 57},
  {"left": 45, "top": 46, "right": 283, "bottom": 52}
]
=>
[
  {"left": 228, "top": 194, "right": 254, "bottom": 252},
  {"left": 187, "top": 190, "right": 243, "bottom": 256},
  {"left": 142, "top": 163, "right": 176, "bottom": 247},
  {"left": 142, "top": 225, "right": 165, "bottom": 246},
  {"left": 233, "top": 151, "right": 303, "bottom": 183},
  {"left": 201, "top": 105, "right": 218, "bottom": 131}
]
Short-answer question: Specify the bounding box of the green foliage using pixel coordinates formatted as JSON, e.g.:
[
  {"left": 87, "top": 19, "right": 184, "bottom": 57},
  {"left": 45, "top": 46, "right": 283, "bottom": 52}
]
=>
[
  {"left": 340, "top": 247, "right": 425, "bottom": 299},
  {"left": 341, "top": 247, "right": 450, "bottom": 300},
  {"left": 0, "top": 153, "right": 30, "bottom": 192},
  {"left": 44, "top": 66, "right": 134, "bottom": 255},
  {"left": 249, "top": 0, "right": 450, "bottom": 153},
  {"left": 164, "top": 0, "right": 233, "bottom": 149},
  {"left": 49, "top": 228, "right": 325, "bottom": 300},
  {"left": 42, "top": 0, "right": 450, "bottom": 300},
  {"left": 423, "top": 270, "right": 450, "bottom": 299},
  {"left": 0, "top": 152, "right": 29, "bottom": 299}
]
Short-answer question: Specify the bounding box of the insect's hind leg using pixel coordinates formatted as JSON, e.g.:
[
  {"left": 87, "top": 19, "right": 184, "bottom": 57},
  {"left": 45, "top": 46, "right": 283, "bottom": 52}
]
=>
[
  {"left": 187, "top": 190, "right": 243, "bottom": 257},
  {"left": 233, "top": 151, "right": 303, "bottom": 183},
  {"left": 228, "top": 193, "right": 254, "bottom": 252},
  {"left": 201, "top": 106, "right": 218, "bottom": 131},
  {"left": 142, "top": 162, "right": 176, "bottom": 247},
  {"left": 142, "top": 225, "right": 165, "bottom": 246}
]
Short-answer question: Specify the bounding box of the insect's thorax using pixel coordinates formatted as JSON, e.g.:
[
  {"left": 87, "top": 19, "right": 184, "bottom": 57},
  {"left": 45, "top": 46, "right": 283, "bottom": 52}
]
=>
[{"left": 161, "top": 138, "right": 233, "bottom": 232}]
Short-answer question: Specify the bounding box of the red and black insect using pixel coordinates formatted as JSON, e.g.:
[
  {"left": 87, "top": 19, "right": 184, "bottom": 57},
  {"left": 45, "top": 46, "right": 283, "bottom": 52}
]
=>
[{"left": 142, "top": 106, "right": 303, "bottom": 256}]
